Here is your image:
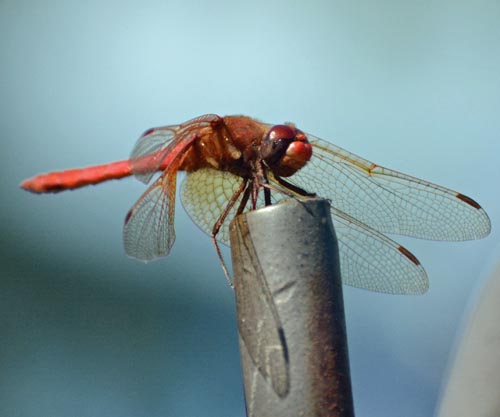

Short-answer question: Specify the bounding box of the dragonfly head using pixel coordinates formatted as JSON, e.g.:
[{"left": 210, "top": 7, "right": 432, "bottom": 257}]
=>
[{"left": 260, "top": 125, "right": 313, "bottom": 177}]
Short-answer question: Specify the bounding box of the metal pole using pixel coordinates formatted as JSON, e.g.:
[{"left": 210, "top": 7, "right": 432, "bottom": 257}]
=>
[{"left": 229, "top": 198, "right": 355, "bottom": 417}]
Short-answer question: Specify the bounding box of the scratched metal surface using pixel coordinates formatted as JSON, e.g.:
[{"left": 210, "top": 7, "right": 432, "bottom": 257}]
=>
[{"left": 231, "top": 199, "right": 353, "bottom": 417}]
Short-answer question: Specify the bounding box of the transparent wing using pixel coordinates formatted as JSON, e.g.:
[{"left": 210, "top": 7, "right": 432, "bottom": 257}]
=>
[
  {"left": 180, "top": 169, "right": 243, "bottom": 244},
  {"left": 180, "top": 168, "right": 279, "bottom": 245},
  {"left": 182, "top": 168, "right": 426, "bottom": 294},
  {"left": 276, "top": 131, "right": 491, "bottom": 241},
  {"left": 130, "top": 114, "right": 221, "bottom": 184},
  {"left": 123, "top": 166, "right": 178, "bottom": 261},
  {"left": 331, "top": 207, "right": 428, "bottom": 294},
  {"left": 130, "top": 125, "right": 179, "bottom": 184},
  {"left": 123, "top": 116, "right": 215, "bottom": 259},
  {"left": 266, "top": 173, "right": 428, "bottom": 294}
]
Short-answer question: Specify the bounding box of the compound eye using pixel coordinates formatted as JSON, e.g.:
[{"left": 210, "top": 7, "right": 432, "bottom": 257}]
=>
[
  {"left": 261, "top": 125, "right": 295, "bottom": 163},
  {"left": 268, "top": 125, "right": 295, "bottom": 142}
]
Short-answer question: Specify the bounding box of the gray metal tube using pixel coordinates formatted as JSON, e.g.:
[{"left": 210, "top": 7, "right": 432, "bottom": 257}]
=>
[{"left": 229, "top": 198, "right": 354, "bottom": 417}]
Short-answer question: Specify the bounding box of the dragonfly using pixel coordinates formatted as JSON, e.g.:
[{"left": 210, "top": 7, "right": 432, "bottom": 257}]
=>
[
  {"left": 21, "top": 114, "right": 491, "bottom": 398},
  {"left": 21, "top": 114, "right": 491, "bottom": 295}
]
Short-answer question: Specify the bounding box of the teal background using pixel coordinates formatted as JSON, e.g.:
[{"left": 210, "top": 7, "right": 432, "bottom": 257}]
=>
[{"left": 1, "top": 1, "right": 499, "bottom": 416}]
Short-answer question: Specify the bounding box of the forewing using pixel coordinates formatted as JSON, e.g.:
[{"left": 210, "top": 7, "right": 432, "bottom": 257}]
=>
[
  {"left": 130, "top": 114, "right": 221, "bottom": 184},
  {"left": 123, "top": 166, "right": 178, "bottom": 261},
  {"left": 284, "top": 133, "right": 490, "bottom": 241}
]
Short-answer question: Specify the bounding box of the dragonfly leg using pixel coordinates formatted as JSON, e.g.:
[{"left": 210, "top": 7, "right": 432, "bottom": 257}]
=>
[
  {"left": 211, "top": 177, "right": 249, "bottom": 287},
  {"left": 273, "top": 175, "right": 316, "bottom": 197},
  {"left": 211, "top": 236, "right": 234, "bottom": 287}
]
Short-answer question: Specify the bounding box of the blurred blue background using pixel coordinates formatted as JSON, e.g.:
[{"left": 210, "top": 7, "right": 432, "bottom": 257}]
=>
[{"left": 1, "top": 0, "right": 499, "bottom": 416}]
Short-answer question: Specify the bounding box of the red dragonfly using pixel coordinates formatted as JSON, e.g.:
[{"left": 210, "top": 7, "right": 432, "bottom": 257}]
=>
[{"left": 21, "top": 114, "right": 491, "bottom": 295}]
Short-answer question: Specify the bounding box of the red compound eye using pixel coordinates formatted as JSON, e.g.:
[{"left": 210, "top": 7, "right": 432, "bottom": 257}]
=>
[
  {"left": 261, "top": 125, "right": 312, "bottom": 177},
  {"left": 261, "top": 125, "right": 296, "bottom": 164},
  {"left": 268, "top": 125, "right": 296, "bottom": 141}
]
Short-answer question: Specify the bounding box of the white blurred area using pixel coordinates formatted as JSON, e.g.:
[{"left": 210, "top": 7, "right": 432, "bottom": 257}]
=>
[{"left": 436, "top": 245, "right": 500, "bottom": 417}]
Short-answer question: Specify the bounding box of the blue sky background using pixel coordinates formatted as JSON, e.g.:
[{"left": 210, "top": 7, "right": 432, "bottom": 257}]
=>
[{"left": 1, "top": 1, "right": 499, "bottom": 416}]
